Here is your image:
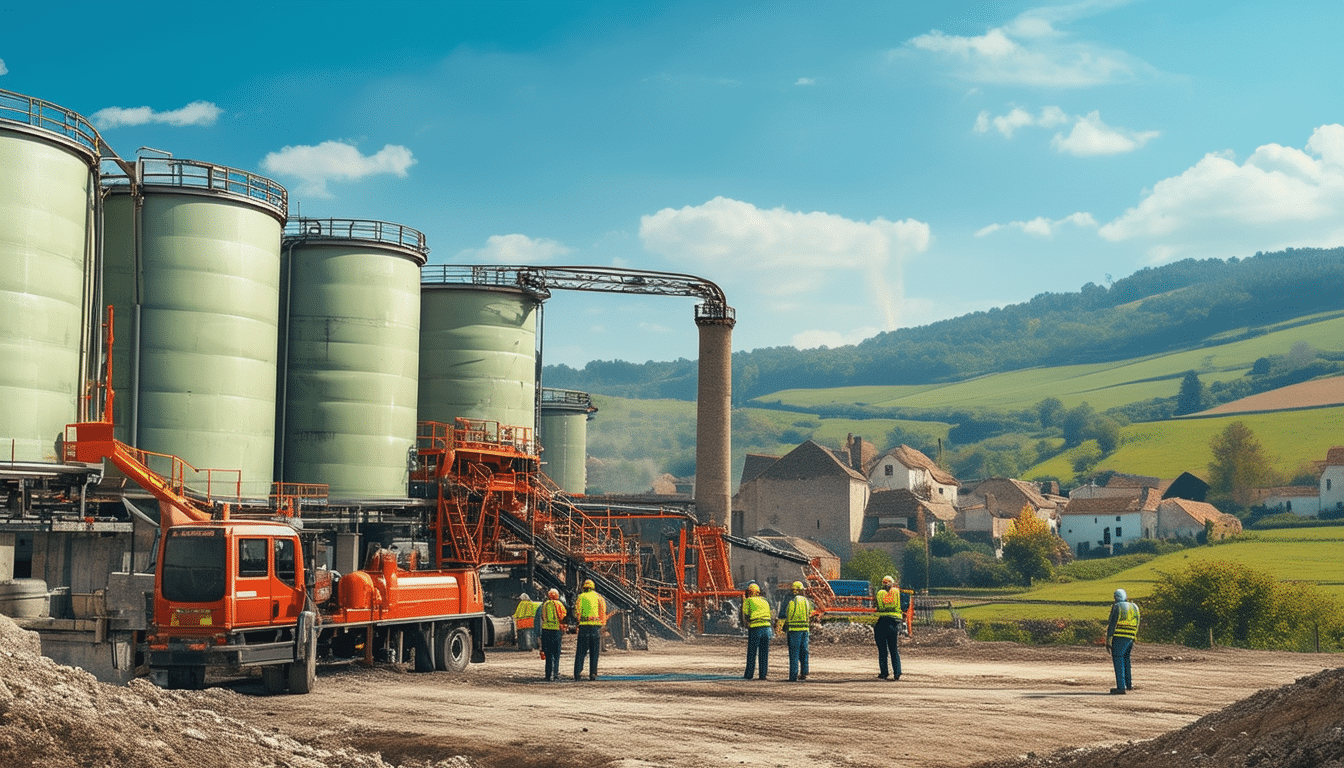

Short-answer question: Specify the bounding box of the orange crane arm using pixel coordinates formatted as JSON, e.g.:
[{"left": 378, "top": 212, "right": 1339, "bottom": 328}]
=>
[{"left": 64, "top": 421, "right": 214, "bottom": 527}]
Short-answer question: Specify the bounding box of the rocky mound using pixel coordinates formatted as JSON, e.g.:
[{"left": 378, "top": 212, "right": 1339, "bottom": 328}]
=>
[
  {"left": 974, "top": 665, "right": 1344, "bottom": 768},
  {"left": 0, "top": 615, "right": 468, "bottom": 768}
]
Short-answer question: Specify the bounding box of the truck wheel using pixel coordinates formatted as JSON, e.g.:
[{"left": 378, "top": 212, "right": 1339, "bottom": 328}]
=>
[
  {"left": 166, "top": 665, "right": 205, "bottom": 690},
  {"left": 287, "top": 632, "right": 317, "bottom": 694},
  {"left": 436, "top": 626, "right": 471, "bottom": 673},
  {"left": 261, "top": 665, "right": 287, "bottom": 694}
]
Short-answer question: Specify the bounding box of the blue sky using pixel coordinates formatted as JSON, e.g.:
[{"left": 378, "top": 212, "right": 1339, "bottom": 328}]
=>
[{"left": 4, "top": 1, "right": 1343, "bottom": 368}]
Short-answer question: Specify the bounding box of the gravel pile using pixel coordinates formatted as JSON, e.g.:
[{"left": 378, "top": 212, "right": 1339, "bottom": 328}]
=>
[{"left": 0, "top": 614, "right": 472, "bottom": 768}]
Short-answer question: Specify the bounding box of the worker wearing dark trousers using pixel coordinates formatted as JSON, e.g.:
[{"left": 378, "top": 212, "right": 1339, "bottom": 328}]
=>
[
  {"left": 874, "top": 575, "right": 902, "bottom": 680},
  {"left": 742, "top": 582, "right": 773, "bottom": 679},
  {"left": 535, "top": 588, "right": 567, "bottom": 681},
  {"left": 573, "top": 579, "right": 607, "bottom": 680}
]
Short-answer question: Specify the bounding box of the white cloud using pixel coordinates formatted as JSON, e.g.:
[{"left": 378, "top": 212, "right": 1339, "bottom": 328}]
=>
[
  {"left": 0, "top": 59, "right": 8, "bottom": 76},
  {"left": 1098, "top": 124, "right": 1344, "bottom": 260},
  {"left": 454, "top": 233, "right": 573, "bottom": 264},
  {"left": 974, "top": 105, "right": 1068, "bottom": 138},
  {"left": 261, "top": 140, "right": 415, "bottom": 198},
  {"left": 976, "top": 211, "right": 1097, "bottom": 238},
  {"left": 904, "top": 7, "right": 1144, "bottom": 87},
  {"left": 795, "top": 77, "right": 816, "bottom": 86},
  {"left": 976, "top": 106, "right": 1156, "bottom": 155},
  {"left": 91, "top": 101, "right": 222, "bottom": 129},
  {"left": 1051, "top": 110, "right": 1158, "bottom": 156},
  {"left": 639, "top": 196, "right": 930, "bottom": 332}
]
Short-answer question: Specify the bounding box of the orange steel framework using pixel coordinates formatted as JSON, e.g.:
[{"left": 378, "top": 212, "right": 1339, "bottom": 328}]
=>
[{"left": 71, "top": 308, "right": 875, "bottom": 636}]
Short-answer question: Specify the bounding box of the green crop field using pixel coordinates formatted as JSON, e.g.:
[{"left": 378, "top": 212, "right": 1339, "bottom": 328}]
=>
[
  {"left": 944, "top": 527, "right": 1344, "bottom": 622},
  {"left": 1027, "top": 405, "right": 1344, "bottom": 480}
]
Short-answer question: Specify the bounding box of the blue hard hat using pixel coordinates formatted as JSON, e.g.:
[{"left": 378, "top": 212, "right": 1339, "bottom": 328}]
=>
[{"left": 1114, "top": 588, "right": 1127, "bottom": 602}]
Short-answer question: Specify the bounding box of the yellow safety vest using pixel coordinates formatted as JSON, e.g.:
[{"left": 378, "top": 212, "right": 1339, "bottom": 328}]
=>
[
  {"left": 875, "top": 588, "right": 901, "bottom": 617},
  {"left": 577, "top": 590, "right": 606, "bottom": 626},
  {"left": 514, "top": 600, "right": 537, "bottom": 628},
  {"left": 743, "top": 595, "right": 773, "bottom": 628},
  {"left": 785, "top": 595, "right": 813, "bottom": 631},
  {"left": 1112, "top": 602, "right": 1140, "bottom": 639},
  {"left": 540, "top": 600, "right": 566, "bottom": 631}
]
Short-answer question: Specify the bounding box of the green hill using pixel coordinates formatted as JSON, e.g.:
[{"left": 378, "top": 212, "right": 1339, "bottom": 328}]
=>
[
  {"left": 948, "top": 527, "right": 1344, "bottom": 622},
  {"left": 569, "top": 248, "right": 1344, "bottom": 494}
]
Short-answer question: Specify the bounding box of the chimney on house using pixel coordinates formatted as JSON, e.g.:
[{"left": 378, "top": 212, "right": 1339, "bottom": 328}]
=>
[{"left": 848, "top": 434, "right": 863, "bottom": 474}]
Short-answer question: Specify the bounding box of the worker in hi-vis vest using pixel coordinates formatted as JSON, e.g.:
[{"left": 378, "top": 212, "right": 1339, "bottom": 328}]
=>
[
  {"left": 874, "top": 575, "right": 903, "bottom": 680},
  {"left": 778, "top": 581, "right": 814, "bottom": 682},
  {"left": 1106, "top": 588, "right": 1141, "bottom": 694},
  {"left": 573, "top": 579, "right": 607, "bottom": 681},
  {"left": 513, "top": 592, "right": 538, "bottom": 651},
  {"left": 742, "top": 582, "right": 773, "bottom": 680},
  {"left": 534, "top": 588, "right": 567, "bottom": 681}
]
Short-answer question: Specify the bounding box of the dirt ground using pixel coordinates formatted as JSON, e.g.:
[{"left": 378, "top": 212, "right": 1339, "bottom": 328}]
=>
[
  {"left": 242, "top": 629, "right": 1341, "bottom": 768},
  {"left": 3, "top": 617, "right": 1341, "bottom": 768}
]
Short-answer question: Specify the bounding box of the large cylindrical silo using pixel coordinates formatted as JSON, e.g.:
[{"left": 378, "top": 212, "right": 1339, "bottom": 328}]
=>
[
  {"left": 102, "top": 157, "right": 286, "bottom": 498},
  {"left": 538, "top": 388, "right": 596, "bottom": 494},
  {"left": 418, "top": 276, "right": 541, "bottom": 434},
  {"left": 277, "top": 219, "right": 428, "bottom": 500},
  {"left": 0, "top": 90, "right": 99, "bottom": 463}
]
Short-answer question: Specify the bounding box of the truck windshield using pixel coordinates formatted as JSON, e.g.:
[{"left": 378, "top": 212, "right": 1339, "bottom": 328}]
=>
[{"left": 162, "top": 529, "right": 226, "bottom": 603}]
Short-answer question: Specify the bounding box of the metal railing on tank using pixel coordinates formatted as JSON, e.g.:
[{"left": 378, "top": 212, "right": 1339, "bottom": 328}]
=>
[
  {"left": 0, "top": 88, "right": 101, "bottom": 156},
  {"left": 101, "top": 156, "right": 287, "bottom": 217},
  {"left": 284, "top": 218, "right": 429, "bottom": 257}
]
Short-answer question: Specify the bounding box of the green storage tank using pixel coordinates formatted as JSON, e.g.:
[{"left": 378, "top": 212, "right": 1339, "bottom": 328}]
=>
[
  {"left": 102, "top": 157, "right": 286, "bottom": 498},
  {"left": 278, "top": 219, "right": 428, "bottom": 500},
  {"left": 0, "top": 90, "right": 99, "bottom": 463},
  {"left": 418, "top": 276, "right": 542, "bottom": 434},
  {"left": 538, "top": 388, "right": 596, "bottom": 494}
]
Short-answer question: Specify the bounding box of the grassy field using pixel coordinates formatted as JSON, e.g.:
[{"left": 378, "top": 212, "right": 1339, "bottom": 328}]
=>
[
  {"left": 755, "top": 312, "right": 1344, "bottom": 414},
  {"left": 943, "top": 527, "right": 1344, "bottom": 622},
  {"left": 1027, "top": 404, "right": 1344, "bottom": 480}
]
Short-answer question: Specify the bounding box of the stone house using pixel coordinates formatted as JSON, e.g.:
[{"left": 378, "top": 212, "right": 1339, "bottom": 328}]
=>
[
  {"left": 731, "top": 440, "right": 870, "bottom": 559},
  {"left": 956, "top": 477, "right": 1063, "bottom": 550},
  {"left": 1155, "top": 497, "right": 1243, "bottom": 540}
]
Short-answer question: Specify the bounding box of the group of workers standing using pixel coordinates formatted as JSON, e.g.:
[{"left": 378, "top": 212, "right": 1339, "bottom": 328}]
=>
[
  {"left": 513, "top": 578, "right": 1140, "bottom": 693},
  {"left": 515, "top": 580, "right": 608, "bottom": 681}
]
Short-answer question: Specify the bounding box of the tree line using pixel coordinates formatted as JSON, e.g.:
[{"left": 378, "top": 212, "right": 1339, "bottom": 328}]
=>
[{"left": 544, "top": 247, "right": 1344, "bottom": 403}]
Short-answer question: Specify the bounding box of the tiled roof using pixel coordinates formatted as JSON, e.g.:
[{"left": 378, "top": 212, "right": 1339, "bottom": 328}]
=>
[
  {"left": 741, "top": 453, "right": 781, "bottom": 485},
  {"left": 759, "top": 440, "right": 867, "bottom": 482},
  {"left": 962, "top": 477, "right": 1058, "bottom": 515},
  {"left": 1063, "top": 488, "right": 1160, "bottom": 515},
  {"left": 1161, "top": 497, "right": 1239, "bottom": 528},
  {"left": 1327, "top": 446, "right": 1344, "bottom": 466},
  {"left": 865, "top": 488, "right": 957, "bottom": 521}
]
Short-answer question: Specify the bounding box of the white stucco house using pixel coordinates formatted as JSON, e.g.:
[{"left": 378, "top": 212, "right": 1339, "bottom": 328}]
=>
[
  {"left": 1058, "top": 489, "right": 1160, "bottom": 557},
  {"left": 869, "top": 445, "right": 959, "bottom": 505}
]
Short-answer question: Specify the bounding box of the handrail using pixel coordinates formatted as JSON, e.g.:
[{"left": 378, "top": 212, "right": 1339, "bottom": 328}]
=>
[
  {"left": 0, "top": 88, "right": 101, "bottom": 157},
  {"left": 283, "top": 218, "right": 429, "bottom": 260},
  {"left": 102, "top": 157, "right": 287, "bottom": 218}
]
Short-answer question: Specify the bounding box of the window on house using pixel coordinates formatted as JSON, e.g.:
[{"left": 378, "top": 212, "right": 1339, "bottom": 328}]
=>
[
  {"left": 816, "top": 520, "right": 820, "bottom": 529},
  {"left": 884, "top": 465, "right": 894, "bottom": 476},
  {"left": 1115, "top": 516, "right": 1121, "bottom": 522},
  {"left": 1328, "top": 478, "right": 1333, "bottom": 491},
  {"left": 937, "top": 487, "right": 944, "bottom": 495},
  {"left": 1115, "top": 527, "right": 1122, "bottom": 538}
]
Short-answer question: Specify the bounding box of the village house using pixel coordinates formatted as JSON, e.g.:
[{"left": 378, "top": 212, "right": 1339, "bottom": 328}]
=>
[
  {"left": 869, "top": 444, "right": 960, "bottom": 505},
  {"left": 1058, "top": 487, "right": 1161, "bottom": 557},
  {"left": 1249, "top": 446, "right": 1344, "bottom": 516},
  {"left": 1155, "top": 497, "right": 1243, "bottom": 540},
  {"left": 956, "top": 477, "right": 1063, "bottom": 551},
  {"left": 730, "top": 440, "right": 870, "bottom": 559}
]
